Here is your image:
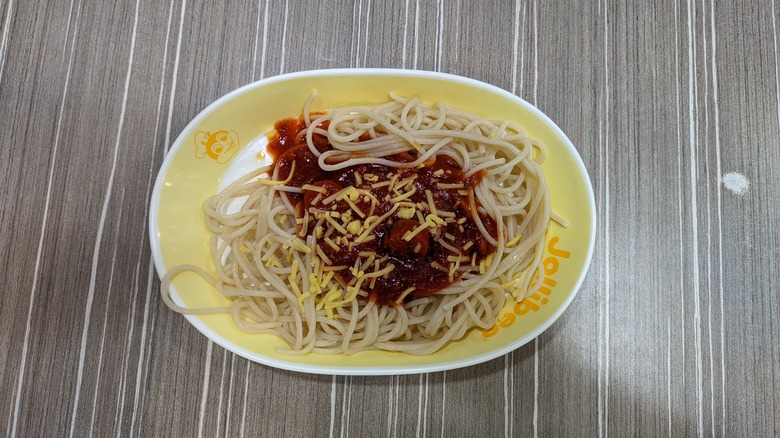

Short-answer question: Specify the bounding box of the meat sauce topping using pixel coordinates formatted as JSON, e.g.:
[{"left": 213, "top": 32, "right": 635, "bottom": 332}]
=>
[{"left": 267, "top": 117, "right": 498, "bottom": 305}]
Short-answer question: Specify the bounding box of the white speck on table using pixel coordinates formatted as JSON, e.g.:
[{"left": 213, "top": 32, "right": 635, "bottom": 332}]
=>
[{"left": 722, "top": 172, "right": 749, "bottom": 195}]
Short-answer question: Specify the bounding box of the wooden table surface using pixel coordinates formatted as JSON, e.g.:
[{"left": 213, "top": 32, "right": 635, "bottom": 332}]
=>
[{"left": 1, "top": 0, "right": 778, "bottom": 436}]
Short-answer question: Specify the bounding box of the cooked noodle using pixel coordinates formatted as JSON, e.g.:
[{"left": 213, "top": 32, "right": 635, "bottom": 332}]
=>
[{"left": 161, "top": 94, "right": 550, "bottom": 355}]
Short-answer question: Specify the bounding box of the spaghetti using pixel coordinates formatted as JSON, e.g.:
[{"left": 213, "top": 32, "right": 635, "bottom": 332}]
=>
[{"left": 161, "top": 94, "right": 550, "bottom": 355}]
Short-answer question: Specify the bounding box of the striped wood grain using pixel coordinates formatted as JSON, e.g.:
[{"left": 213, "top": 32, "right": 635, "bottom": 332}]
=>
[{"left": 0, "top": 0, "right": 777, "bottom": 436}]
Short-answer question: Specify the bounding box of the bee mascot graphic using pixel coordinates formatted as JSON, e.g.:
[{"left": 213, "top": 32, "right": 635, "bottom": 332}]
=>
[{"left": 194, "top": 130, "right": 239, "bottom": 164}]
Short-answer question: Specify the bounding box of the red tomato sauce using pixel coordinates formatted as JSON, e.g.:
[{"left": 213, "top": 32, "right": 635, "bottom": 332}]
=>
[{"left": 266, "top": 117, "right": 498, "bottom": 305}]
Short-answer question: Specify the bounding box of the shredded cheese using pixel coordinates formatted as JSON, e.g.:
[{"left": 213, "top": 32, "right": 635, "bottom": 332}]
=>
[
  {"left": 436, "top": 182, "right": 464, "bottom": 189},
  {"left": 425, "top": 189, "right": 438, "bottom": 216},
  {"left": 324, "top": 237, "right": 340, "bottom": 251},
  {"left": 292, "top": 238, "right": 312, "bottom": 253},
  {"left": 301, "top": 184, "right": 328, "bottom": 194},
  {"left": 389, "top": 187, "right": 417, "bottom": 203},
  {"left": 395, "top": 287, "right": 416, "bottom": 304},
  {"left": 402, "top": 221, "right": 431, "bottom": 242},
  {"left": 323, "top": 214, "right": 348, "bottom": 234},
  {"left": 506, "top": 234, "right": 522, "bottom": 247},
  {"left": 397, "top": 206, "right": 416, "bottom": 219}
]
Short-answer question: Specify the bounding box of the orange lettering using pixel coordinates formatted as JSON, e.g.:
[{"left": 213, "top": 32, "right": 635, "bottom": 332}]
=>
[
  {"left": 515, "top": 298, "right": 541, "bottom": 315},
  {"left": 482, "top": 324, "right": 499, "bottom": 337},
  {"left": 498, "top": 312, "right": 516, "bottom": 328},
  {"left": 489, "top": 241, "right": 569, "bottom": 336},
  {"left": 543, "top": 256, "right": 559, "bottom": 275},
  {"left": 548, "top": 236, "right": 571, "bottom": 258}
]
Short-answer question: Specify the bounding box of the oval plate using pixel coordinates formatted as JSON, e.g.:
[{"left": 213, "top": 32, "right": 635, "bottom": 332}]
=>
[{"left": 149, "top": 69, "right": 596, "bottom": 375}]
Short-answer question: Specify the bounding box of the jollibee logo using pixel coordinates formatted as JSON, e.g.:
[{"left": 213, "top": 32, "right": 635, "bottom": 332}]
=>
[
  {"left": 195, "top": 130, "right": 239, "bottom": 164},
  {"left": 482, "top": 236, "right": 571, "bottom": 337}
]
